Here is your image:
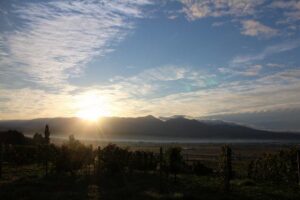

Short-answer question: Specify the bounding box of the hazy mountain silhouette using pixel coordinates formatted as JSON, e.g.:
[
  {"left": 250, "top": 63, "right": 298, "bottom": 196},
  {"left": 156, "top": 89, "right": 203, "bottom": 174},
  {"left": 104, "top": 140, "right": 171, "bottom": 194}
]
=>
[{"left": 0, "top": 115, "right": 300, "bottom": 141}]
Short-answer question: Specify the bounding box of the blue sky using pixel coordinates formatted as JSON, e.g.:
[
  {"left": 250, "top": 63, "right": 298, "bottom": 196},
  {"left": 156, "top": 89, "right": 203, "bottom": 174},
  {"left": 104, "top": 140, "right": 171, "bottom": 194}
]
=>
[{"left": 1, "top": 0, "right": 300, "bottom": 130}]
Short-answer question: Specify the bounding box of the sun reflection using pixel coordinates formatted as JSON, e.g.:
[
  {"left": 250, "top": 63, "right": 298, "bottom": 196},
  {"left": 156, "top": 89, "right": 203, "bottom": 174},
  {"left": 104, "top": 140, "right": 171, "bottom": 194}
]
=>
[{"left": 75, "top": 92, "right": 111, "bottom": 121}]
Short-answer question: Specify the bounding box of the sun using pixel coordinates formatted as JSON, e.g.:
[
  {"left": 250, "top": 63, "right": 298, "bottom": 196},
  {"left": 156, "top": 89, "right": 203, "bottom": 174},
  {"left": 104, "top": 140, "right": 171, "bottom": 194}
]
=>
[
  {"left": 77, "top": 108, "right": 101, "bottom": 121},
  {"left": 75, "top": 92, "right": 111, "bottom": 121}
]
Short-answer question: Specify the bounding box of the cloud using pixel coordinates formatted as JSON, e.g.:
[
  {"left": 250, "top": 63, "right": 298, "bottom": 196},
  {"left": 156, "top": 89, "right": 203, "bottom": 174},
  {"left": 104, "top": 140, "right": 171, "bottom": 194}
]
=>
[
  {"left": 1, "top": 0, "right": 300, "bottom": 130},
  {"left": 1, "top": 67, "right": 300, "bottom": 124},
  {"left": 0, "top": 0, "right": 151, "bottom": 88},
  {"left": 181, "top": 0, "right": 264, "bottom": 20},
  {"left": 144, "top": 68, "right": 300, "bottom": 117},
  {"left": 180, "top": 0, "right": 300, "bottom": 37},
  {"left": 211, "top": 21, "right": 226, "bottom": 27},
  {"left": 198, "top": 108, "right": 300, "bottom": 131},
  {"left": 219, "top": 64, "right": 262, "bottom": 76},
  {"left": 109, "top": 66, "right": 215, "bottom": 98},
  {"left": 266, "top": 63, "right": 283, "bottom": 68},
  {"left": 232, "top": 41, "right": 300, "bottom": 64},
  {"left": 240, "top": 20, "right": 278, "bottom": 38},
  {"left": 271, "top": 0, "right": 300, "bottom": 22}
]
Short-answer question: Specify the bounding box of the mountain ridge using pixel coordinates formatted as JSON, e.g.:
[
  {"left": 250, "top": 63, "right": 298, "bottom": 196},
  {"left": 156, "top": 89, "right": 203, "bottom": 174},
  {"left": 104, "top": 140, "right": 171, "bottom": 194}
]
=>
[{"left": 0, "top": 116, "right": 299, "bottom": 141}]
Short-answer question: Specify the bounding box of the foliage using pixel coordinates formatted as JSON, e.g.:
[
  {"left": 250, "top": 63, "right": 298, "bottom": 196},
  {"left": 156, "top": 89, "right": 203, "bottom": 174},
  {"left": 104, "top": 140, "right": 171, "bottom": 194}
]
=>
[
  {"left": 248, "top": 147, "right": 298, "bottom": 183},
  {"left": 98, "top": 143, "right": 130, "bottom": 175},
  {"left": 218, "top": 145, "right": 233, "bottom": 178},
  {"left": 53, "top": 135, "right": 93, "bottom": 174},
  {"left": 44, "top": 124, "right": 50, "bottom": 144},
  {"left": 33, "top": 133, "right": 45, "bottom": 144},
  {"left": 128, "top": 150, "right": 158, "bottom": 172},
  {"left": 3, "top": 145, "right": 37, "bottom": 165},
  {"left": 165, "top": 147, "right": 184, "bottom": 179}
]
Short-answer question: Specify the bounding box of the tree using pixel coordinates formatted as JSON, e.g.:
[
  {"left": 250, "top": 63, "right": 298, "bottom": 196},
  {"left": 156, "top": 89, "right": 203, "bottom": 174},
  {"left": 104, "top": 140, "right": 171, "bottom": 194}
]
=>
[
  {"left": 33, "top": 133, "right": 44, "bottom": 144},
  {"left": 44, "top": 124, "right": 50, "bottom": 144},
  {"left": 166, "top": 147, "right": 183, "bottom": 182},
  {"left": 98, "top": 144, "right": 129, "bottom": 176},
  {"left": 53, "top": 135, "right": 94, "bottom": 174}
]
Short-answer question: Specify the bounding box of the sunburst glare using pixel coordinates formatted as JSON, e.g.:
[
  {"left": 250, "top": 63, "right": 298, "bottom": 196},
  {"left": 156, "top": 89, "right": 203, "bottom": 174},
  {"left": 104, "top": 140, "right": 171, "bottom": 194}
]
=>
[{"left": 75, "top": 92, "right": 111, "bottom": 121}]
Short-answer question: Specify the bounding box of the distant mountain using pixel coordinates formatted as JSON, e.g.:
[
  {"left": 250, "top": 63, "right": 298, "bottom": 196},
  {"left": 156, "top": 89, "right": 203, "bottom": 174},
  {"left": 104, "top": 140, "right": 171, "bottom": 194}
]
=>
[
  {"left": 197, "top": 108, "right": 300, "bottom": 132},
  {"left": 0, "top": 116, "right": 300, "bottom": 141}
]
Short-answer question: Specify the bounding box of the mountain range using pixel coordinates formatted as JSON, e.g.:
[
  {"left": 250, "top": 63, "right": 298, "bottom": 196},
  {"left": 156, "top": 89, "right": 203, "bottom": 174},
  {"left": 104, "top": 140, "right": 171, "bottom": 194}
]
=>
[{"left": 1, "top": 116, "right": 300, "bottom": 141}]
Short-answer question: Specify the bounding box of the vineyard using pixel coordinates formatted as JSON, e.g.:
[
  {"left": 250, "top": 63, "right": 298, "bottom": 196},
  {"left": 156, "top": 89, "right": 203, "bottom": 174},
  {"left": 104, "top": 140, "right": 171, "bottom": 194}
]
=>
[{"left": 1, "top": 135, "right": 300, "bottom": 199}]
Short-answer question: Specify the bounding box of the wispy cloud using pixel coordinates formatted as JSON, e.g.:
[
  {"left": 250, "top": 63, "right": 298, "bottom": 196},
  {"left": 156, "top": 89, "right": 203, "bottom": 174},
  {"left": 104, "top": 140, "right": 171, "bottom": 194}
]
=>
[
  {"left": 109, "top": 66, "right": 216, "bottom": 98},
  {"left": 0, "top": 0, "right": 151, "bottom": 87},
  {"left": 232, "top": 41, "right": 300, "bottom": 64},
  {"left": 240, "top": 20, "right": 278, "bottom": 38},
  {"left": 1, "top": 67, "right": 300, "bottom": 120},
  {"left": 266, "top": 63, "right": 283, "bottom": 68},
  {"left": 142, "top": 68, "right": 300, "bottom": 117},
  {"left": 219, "top": 64, "right": 262, "bottom": 77},
  {"left": 1, "top": 0, "right": 300, "bottom": 125},
  {"left": 180, "top": 0, "right": 300, "bottom": 38},
  {"left": 181, "top": 0, "right": 264, "bottom": 20},
  {"left": 271, "top": 0, "right": 300, "bottom": 22}
]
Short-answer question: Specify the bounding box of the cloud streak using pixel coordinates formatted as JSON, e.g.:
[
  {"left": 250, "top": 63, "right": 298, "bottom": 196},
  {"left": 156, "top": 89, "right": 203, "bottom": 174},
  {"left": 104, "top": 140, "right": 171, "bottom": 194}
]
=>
[
  {"left": 232, "top": 41, "right": 300, "bottom": 64},
  {"left": 1, "top": 67, "right": 300, "bottom": 121},
  {"left": 0, "top": 0, "right": 151, "bottom": 87},
  {"left": 219, "top": 64, "right": 262, "bottom": 77},
  {"left": 108, "top": 66, "right": 217, "bottom": 98}
]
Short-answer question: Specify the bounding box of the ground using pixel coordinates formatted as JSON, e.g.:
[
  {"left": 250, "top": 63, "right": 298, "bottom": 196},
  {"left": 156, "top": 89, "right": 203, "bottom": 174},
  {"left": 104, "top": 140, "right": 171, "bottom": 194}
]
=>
[{"left": 1, "top": 164, "right": 300, "bottom": 200}]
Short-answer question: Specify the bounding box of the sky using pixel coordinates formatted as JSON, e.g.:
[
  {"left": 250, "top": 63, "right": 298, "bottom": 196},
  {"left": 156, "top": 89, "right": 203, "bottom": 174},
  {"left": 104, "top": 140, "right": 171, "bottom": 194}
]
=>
[{"left": 1, "top": 0, "right": 300, "bottom": 131}]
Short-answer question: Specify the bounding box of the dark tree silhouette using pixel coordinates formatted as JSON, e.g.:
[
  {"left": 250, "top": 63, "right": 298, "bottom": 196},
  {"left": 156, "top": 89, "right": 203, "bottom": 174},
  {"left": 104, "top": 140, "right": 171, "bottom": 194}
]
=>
[
  {"left": 98, "top": 144, "right": 129, "bottom": 176},
  {"left": 167, "top": 147, "right": 183, "bottom": 182},
  {"left": 44, "top": 124, "right": 50, "bottom": 144},
  {"left": 33, "top": 133, "right": 44, "bottom": 144}
]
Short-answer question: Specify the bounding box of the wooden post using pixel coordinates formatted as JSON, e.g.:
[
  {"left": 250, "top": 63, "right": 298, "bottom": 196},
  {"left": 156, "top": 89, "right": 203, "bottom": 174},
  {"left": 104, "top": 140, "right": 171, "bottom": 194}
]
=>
[
  {"left": 97, "top": 146, "right": 101, "bottom": 176},
  {"left": 45, "top": 144, "right": 49, "bottom": 176},
  {"left": 0, "top": 143, "right": 2, "bottom": 179},
  {"left": 297, "top": 150, "right": 300, "bottom": 186},
  {"left": 227, "top": 146, "right": 232, "bottom": 180},
  {"left": 159, "top": 146, "right": 163, "bottom": 193},
  {"left": 143, "top": 152, "right": 147, "bottom": 174},
  {"left": 223, "top": 145, "right": 232, "bottom": 192}
]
